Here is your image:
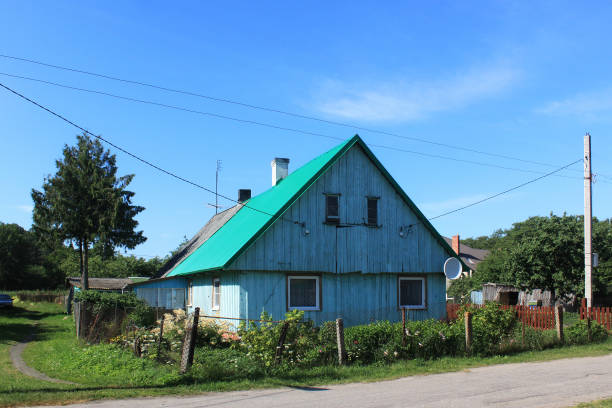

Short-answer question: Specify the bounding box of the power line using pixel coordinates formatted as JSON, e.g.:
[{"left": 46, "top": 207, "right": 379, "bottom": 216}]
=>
[
  {"left": 0, "top": 53, "right": 582, "bottom": 170},
  {"left": 0, "top": 81, "right": 303, "bottom": 226},
  {"left": 0, "top": 82, "right": 591, "bottom": 233},
  {"left": 0, "top": 72, "right": 583, "bottom": 179},
  {"left": 428, "top": 158, "right": 583, "bottom": 221}
]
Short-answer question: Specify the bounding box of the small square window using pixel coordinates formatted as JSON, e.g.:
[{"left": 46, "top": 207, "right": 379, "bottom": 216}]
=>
[
  {"left": 399, "top": 277, "right": 426, "bottom": 309},
  {"left": 288, "top": 276, "right": 320, "bottom": 311},
  {"left": 367, "top": 198, "right": 378, "bottom": 226},
  {"left": 325, "top": 195, "right": 339, "bottom": 224},
  {"left": 212, "top": 278, "right": 220, "bottom": 311}
]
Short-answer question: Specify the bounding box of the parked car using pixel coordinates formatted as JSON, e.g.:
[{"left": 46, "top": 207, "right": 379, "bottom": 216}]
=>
[{"left": 0, "top": 294, "right": 13, "bottom": 308}]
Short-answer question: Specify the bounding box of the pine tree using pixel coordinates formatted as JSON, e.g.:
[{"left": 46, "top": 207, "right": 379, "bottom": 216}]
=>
[{"left": 32, "top": 133, "right": 146, "bottom": 289}]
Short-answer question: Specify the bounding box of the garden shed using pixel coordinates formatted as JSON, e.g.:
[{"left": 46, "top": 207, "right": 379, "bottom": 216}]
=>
[{"left": 132, "top": 135, "right": 464, "bottom": 326}]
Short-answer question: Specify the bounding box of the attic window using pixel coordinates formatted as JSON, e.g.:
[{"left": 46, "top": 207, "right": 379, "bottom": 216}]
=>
[
  {"left": 367, "top": 197, "right": 378, "bottom": 226},
  {"left": 325, "top": 194, "right": 340, "bottom": 224}
]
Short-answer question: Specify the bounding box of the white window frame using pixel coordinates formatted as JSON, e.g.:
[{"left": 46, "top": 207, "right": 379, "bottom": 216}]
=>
[
  {"left": 187, "top": 281, "right": 193, "bottom": 307},
  {"left": 398, "top": 276, "right": 426, "bottom": 309},
  {"left": 212, "top": 278, "right": 220, "bottom": 311},
  {"left": 287, "top": 275, "right": 320, "bottom": 311}
]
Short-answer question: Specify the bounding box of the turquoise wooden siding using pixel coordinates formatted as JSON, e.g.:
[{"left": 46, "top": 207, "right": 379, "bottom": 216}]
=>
[
  {"left": 229, "top": 144, "right": 447, "bottom": 274},
  {"left": 185, "top": 271, "right": 446, "bottom": 326},
  {"left": 138, "top": 143, "right": 451, "bottom": 325}
]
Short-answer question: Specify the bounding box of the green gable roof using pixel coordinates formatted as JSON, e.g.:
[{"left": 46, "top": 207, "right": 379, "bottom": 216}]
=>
[{"left": 167, "top": 135, "right": 465, "bottom": 277}]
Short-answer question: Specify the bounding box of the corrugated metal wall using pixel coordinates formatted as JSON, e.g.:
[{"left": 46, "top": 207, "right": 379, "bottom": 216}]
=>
[{"left": 133, "top": 278, "right": 188, "bottom": 309}]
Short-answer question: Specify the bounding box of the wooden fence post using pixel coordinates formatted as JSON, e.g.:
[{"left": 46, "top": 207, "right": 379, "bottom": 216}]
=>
[
  {"left": 156, "top": 316, "right": 165, "bottom": 361},
  {"left": 133, "top": 333, "right": 142, "bottom": 357},
  {"left": 401, "top": 309, "right": 406, "bottom": 347},
  {"left": 555, "top": 305, "right": 564, "bottom": 343},
  {"left": 74, "top": 301, "right": 81, "bottom": 338},
  {"left": 180, "top": 307, "right": 200, "bottom": 374},
  {"left": 336, "top": 318, "right": 346, "bottom": 366},
  {"left": 464, "top": 312, "right": 472, "bottom": 355},
  {"left": 274, "top": 321, "right": 290, "bottom": 365}
]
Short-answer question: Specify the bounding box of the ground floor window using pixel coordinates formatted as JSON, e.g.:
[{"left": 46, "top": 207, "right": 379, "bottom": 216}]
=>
[
  {"left": 212, "top": 278, "right": 220, "bottom": 311},
  {"left": 287, "top": 275, "right": 320, "bottom": 311},
  {"left": 398, "top": 276, "right": 426, "bottom": 309}
]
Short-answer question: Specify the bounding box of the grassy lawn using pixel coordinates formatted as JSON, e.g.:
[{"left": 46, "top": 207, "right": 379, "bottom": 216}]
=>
[
  {"left": 1, "top": 301, "right": 612, "bottom": 407},
  {"left": 576, "top": 399, "right": 612, "bottom": 407}
]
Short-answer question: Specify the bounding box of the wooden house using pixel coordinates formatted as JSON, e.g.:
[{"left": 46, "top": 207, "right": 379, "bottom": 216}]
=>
[{"left": 132, "top": 135, "right": 464, "bottom": 326}]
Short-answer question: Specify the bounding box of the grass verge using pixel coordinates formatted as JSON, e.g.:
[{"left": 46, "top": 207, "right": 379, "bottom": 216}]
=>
[{"left": 1, "top": 301, "right": 611, "bottom": 407}]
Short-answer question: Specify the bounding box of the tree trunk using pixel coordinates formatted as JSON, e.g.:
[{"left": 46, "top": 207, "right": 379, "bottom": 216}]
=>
[{"left": 81, "top": 239, "right": 89, "bottom": 290}]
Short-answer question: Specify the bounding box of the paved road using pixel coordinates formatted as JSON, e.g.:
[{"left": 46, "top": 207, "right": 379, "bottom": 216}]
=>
[{"left": 31, "top": 354, "right": 612, "bottom": 408}]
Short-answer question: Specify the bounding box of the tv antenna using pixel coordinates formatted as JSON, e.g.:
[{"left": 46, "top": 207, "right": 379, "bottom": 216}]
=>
[{"left": 207, "top": 160, "right": 224, "bottom": 214}]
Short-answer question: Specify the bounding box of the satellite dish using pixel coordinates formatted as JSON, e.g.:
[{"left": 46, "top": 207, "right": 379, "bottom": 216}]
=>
[{"left": 444, "top": 257, "right": 462, "bottom": 280}]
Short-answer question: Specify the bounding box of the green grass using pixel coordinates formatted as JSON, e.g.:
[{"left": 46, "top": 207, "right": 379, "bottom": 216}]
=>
[
  {"left": 575, "top": 398, "right": 612, "bottom": 407},
  {"left": 1, "top": 301, "right": 612, "bottom": 407}
]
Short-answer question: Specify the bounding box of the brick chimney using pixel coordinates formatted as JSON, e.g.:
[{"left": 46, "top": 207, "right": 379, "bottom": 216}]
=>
[
  {"left": 238, "top": 189, "right": 251, "bottom": 203},
  {"left": 452, "top": 235, "right": 460, "bottom": 256},
  {"left": 271, "top": 158, "right": 289, "bottom": 186}
]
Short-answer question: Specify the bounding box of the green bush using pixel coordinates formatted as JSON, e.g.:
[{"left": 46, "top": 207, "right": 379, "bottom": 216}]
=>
[
  {"left": 189, "top": 348, "right": 265, "bottom": 381},
  {"left": 235, "top": 310, "right": 317, "bottom": 369},
  {"left": 127, "top": 302, "right": 156, "bottom": 328},
  {"left": 511, "top": 326, "right": 558, "bottom": 352},
  {"left": 458, "top": 303, "right": 516, "bottom": 355},
  {"left": 566, "top": 320, "right": 608, "bottom": 345}
]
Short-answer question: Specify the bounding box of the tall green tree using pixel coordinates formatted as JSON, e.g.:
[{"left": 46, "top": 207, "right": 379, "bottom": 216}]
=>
[
  {"left": 31, "top": 133, "right": 146, "bottom": 289},
  {"left": 0, "top": 223, "right": 42, "bottom": 289},
  {"left": 450, "top": 214, "right": 612, "bottom": 304}
]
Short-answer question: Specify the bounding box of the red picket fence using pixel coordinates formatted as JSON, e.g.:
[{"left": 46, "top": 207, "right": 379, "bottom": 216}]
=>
[
  {"left": 446, "top": 303, "right": 555, "bottom": 330},
  {"left": 579, "top": 299, "right": 612, "bottom": 331}
]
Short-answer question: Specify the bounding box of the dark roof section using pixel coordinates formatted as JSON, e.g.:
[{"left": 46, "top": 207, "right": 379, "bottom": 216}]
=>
[
  {"left": 67, "top": 277, "right": 133, "bottom": 290},
  {"left": 156, "top": 205, "right": 242, "bottom": 278},
  {"left": 443, "top": 237, "right": 490, "bottom": 270}
]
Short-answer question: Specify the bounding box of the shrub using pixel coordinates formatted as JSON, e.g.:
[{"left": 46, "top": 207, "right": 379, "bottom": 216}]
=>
[
  {"left": 457, "top": 303, "right": 516, "bottom": 355},
  {"left": 509, "top": 326, "right": 558, "bottom": 352},
  {"left": 236, "top": 310, "right": 317, "bottom": 369},
  {"left": 190, "top": 348, "right": 265, "bottom": 381},
  {"left": 566, "top": 320, "right": 608, "bottom": 345}
]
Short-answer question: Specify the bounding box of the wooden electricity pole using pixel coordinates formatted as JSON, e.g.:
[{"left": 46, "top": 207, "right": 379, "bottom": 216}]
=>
[{"left": 584, "top": 133, "right": 593, "bottom": 308}]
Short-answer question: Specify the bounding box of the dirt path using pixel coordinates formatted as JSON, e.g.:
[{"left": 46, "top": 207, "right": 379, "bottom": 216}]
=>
[
  {"left": 27, "top": 353, "right": 612, "bottom": 408},
  {"left": 9, "top": 325, "right": 75, "bottom": 385}
]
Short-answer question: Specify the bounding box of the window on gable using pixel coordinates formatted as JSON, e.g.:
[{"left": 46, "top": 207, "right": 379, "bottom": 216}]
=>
[
  {"left": 325, "top": 194, "right": 340, "bottom": 224},
  {"left": 212, "top": 278, "right": 220, "bottom": 311},
  {"left": 288, "top": 275, "right": 320, "bottom": 311},
  {"left": 398, "top": 276, "right": 426, "bottom": 309},
  {"left": 367, "top": 197, "right": 378, "bottom": 226}
]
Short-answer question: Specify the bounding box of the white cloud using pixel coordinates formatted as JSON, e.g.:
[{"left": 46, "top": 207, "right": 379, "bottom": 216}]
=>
[
  {"left": 16, "top": 205, "right": 33, "bottom": 213},
  {"left": 536, "top": 89, "right": 612, "bottom": 119},
  {"left": 313, "top": 65, "right": 520, "bottom": 122}
]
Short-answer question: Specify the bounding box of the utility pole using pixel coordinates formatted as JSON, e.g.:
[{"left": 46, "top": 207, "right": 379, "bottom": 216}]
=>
[{"left": 584, "top": 133, "right": 593, "bottom": 307}]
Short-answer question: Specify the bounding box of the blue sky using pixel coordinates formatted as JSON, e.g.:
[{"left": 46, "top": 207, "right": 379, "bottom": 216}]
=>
[{"left": 2, "top": 1, "right": 612, "bottom": 258}]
